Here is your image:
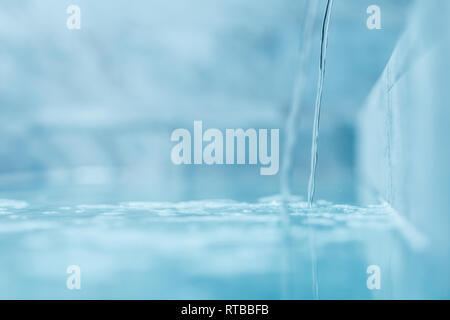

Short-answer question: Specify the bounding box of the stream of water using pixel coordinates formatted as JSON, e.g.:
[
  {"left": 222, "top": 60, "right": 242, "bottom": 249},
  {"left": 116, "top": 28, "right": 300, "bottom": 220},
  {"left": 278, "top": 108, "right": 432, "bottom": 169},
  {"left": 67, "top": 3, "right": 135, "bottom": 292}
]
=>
[
  {"left": 281, "top": 1, "right": 319, "bottom": 198},
  {"left": 307, "top": 0, "right": 334, "bottom": 207},
  {"left": 280, "top": 0, "right": 335, "bottom": 299}
]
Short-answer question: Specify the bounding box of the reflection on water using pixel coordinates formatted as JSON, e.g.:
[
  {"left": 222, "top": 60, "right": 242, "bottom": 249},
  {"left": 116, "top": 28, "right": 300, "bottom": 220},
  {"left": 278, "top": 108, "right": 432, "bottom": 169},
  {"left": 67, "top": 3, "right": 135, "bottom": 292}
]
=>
[{"left": 0, "top": 195, "right": 424, "bottom": 299}]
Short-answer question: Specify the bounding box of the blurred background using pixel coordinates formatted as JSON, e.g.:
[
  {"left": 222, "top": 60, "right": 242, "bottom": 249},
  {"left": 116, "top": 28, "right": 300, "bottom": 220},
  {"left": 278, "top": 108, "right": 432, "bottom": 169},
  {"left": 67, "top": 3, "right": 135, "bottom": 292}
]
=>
[{"left": 0, "top": 0, "right": 411, "bottom": 204}]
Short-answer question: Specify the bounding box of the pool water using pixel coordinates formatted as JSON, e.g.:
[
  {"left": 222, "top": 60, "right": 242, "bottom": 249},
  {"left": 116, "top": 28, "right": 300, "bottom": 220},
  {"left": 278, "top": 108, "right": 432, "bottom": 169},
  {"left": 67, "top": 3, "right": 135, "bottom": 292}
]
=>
[{"left": 0, "top": 195, "right": 423, "bottom": 299}]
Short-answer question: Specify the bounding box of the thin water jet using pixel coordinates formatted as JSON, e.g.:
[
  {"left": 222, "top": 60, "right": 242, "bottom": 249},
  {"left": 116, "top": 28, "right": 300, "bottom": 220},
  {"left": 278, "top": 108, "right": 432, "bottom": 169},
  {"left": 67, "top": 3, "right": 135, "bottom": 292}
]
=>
[
  {"left": 307, "top": 0, "right": 334, "bottom": 207},
  {"left": 281, "top": 1, "right": 320, "bottom": 198},
  {"left": 279, "top": 2, "right": 320, "bottom": 298},
  {"left": 279, "top": 0, "right": 335, "bottom": 300},
  {"left": 306, "top": 0, "right": 335, "bottom": 300}
]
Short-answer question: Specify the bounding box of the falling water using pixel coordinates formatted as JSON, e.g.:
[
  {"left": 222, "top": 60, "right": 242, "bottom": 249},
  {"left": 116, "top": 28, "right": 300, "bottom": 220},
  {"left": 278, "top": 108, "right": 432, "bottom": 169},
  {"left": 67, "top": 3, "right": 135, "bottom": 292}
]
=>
[
  {"left": 279, "top": 0, "right": 335, "bottom": 300},
  {"left": 305, "top": 0, "right": 335, "bottom": 300},
  {"left": 281, "top": 1, "right": 319, "bottom": 198},
  {"left": 279, "top": 0, "right": 335, "bottom": 299},
  {"left": 307, "top": 0, "right": 335, "bottom": 207},
  {"left": 279, "top": 2, "right": 320, "bottom": 299}
]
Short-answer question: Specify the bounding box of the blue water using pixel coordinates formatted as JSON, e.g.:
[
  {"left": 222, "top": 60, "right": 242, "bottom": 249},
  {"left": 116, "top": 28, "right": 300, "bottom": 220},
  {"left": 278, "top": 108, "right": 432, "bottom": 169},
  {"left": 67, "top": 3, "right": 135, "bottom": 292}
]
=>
[
  {"left": 0, "top": 0, "right": 448, "bottom": 300},
  {"left": 0, "top": 193, "right": 424, "bottom": 299}
]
